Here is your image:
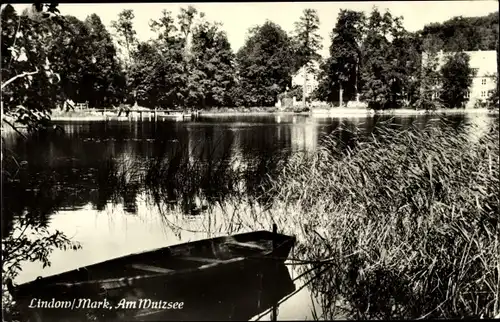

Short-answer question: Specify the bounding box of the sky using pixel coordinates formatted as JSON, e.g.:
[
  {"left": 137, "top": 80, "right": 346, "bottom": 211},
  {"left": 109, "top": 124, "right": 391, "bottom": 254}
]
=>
[{"left": 10, "top": 1, "right": 500, "bottom": 57}]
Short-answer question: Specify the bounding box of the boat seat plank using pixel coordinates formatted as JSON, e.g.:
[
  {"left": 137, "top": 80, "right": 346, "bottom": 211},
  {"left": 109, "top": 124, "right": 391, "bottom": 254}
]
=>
[
  {"left": 223, "top": 241, "right": 267, "bottom": 251},
  {"left": 178, "top": 256, "right": 225, "bottom": 264},
  {"left": 129, "top": 264, "right": 175, "bottom": 274}
]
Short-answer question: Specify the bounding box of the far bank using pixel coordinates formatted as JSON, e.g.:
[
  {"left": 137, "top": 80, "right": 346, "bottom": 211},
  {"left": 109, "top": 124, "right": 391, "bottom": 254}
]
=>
[{"left": 46, "top": 107, "right": 499, "bottom": 121}]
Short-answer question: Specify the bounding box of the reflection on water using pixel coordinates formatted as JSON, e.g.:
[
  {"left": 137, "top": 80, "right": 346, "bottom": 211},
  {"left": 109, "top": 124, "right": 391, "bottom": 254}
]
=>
[
  {"left": 16, "top": 260, "right": 295, "bottom": 321},
  {"left": 3, "top": 113, "right": 489, "bottom": 320}
]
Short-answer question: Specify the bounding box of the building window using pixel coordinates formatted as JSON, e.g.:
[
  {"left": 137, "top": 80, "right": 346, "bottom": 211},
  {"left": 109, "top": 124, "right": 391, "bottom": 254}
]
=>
[
  {"left": 465, "top": 91, "right": 470, "bottom": 99},
  {"left": 481, "top": 91, "right": 487, "bottom": 98},
  {"left": 482, "top": 78, "right": 487, "bottom": 85}
]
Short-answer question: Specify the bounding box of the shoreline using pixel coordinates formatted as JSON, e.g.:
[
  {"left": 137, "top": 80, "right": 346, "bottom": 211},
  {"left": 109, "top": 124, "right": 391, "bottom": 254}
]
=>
[
  {"left": 47, "top": 107, "right": 498, "bottom": 121},
  {"left": 2, "top": 108, "right": 497, "bottom": 127}
]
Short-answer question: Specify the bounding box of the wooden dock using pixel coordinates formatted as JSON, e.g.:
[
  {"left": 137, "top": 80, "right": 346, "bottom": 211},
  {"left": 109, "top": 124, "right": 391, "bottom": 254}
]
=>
[{"left": 92, "top": 108, "right": 200, "bottom": 122}]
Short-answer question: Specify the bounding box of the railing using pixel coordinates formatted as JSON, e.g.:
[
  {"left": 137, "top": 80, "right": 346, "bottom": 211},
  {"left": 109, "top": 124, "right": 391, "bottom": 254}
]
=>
[
  {"left": 65, "top": 108, "right": 201, "bottom": 121},
  {"left": 75, "top": 102, "right": 88, "bottom": 109}
]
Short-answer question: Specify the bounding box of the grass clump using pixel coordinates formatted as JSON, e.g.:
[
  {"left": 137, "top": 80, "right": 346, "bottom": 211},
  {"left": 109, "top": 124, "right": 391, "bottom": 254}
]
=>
[{"left": 269, "top": 117, "right": 499, "bottom": 319}]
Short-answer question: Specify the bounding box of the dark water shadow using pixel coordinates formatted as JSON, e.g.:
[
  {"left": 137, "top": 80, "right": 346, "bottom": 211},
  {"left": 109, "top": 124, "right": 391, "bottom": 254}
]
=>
[{"left": 13, "top": 261, "right": 295, "bottom": 322}]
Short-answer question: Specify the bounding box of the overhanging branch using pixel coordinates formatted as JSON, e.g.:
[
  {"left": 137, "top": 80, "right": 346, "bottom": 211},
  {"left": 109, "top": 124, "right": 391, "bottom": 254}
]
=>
[
  {"left": 1, "top": 117, "right": 27, "bottom": 139},
  {"left": 1, "top": 68, "right": 39, "bottom": 90}
]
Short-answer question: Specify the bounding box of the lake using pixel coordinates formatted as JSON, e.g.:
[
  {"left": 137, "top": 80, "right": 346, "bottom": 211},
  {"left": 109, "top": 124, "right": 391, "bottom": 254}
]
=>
[{"left": 2, "top": 112, "right": 495, "bottom": 320}]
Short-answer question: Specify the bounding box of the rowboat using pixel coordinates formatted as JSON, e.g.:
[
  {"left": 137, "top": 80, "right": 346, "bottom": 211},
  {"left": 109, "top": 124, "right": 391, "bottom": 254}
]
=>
[
  {"left": 9, "top": 229, "right": 296, "bottom": 321},
  {"left": 13, "top": 261, "right": 295, "bottom": 321},
  {"left": 67, "top": 261, "right": 294, "bottom": 321}
]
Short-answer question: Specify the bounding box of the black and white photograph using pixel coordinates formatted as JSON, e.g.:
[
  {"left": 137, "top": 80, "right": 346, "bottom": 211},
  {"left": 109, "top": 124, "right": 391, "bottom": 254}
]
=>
[{"left": 1, "top": 1, "right": 499, "bottom": 321}]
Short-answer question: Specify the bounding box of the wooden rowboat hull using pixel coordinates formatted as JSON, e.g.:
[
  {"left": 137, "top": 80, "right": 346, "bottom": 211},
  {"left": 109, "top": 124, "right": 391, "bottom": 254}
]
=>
[
  {"left": 11, "top": 230, "right": 296, "bottom": 321},
  {"left": 15, "top": 261, "right": 295, "bottom": 322}
]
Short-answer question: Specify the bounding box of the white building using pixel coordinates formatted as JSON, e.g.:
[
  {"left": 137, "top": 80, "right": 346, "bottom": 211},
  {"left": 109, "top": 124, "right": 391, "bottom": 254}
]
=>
[
  {"left": 291, "top": 60, "right": 320, "bottom": 99},
  {"left": 422, "top": 50, "right": 497, "bottom": 108}
]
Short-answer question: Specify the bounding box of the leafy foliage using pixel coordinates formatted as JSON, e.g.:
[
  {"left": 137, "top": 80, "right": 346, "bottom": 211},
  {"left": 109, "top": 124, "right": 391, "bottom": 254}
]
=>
[
  {"left": 487, "top": 73, "right": 499, "bottom": 109},
  {"left": 1, "top": 4, "right": 63, "bottom": 130},
  {"left": 317, "top": 8, "right": 495, "bottom": 110},
  {"left": 316, "top": 10, "right": 365, "bottom": 104},
  {"left": 2, "top": 3, "right": 126, "bottom": 128},
  {"left": 1, "top": 3, "right": 83, "bottom": 318},
  {"left": 292, "top": 9, "right": 322, "bottom": 71},
  {"left": 359, "top": 9, "right": 421, "bottom": 109},
  {"left": 189, "top": 20, "right": 237, "bottom": 108},
  {"left": 235, "top": 21, "right": 295, "bottom": 107},
  {"left": 420, "top": 12, "right": 499, "bottom": 52},
  {"left": 292, "top": 9, "right": 322, "bottom": 107},
  {"left": 439, "top": 52, "right": 474, "bottom": 108},
  {"left": 127, "top": 8, "right": 237, "bottom": 109},
  {"left": 2, "top": 211, "right": 82, "bottom": 318},
  {"left": 2, "top": 216, "right": 82, "bottom": 280},
  {"left": 129, "top": 39, "right": 185, "bottom": 108},
  {"left": 110, "top": 9, "right": 137, "bottom": 69},
  {"left": 415, "top": 41, "right": 443, "bottom": 110},
  {"left": 84, "top": 14, "right": 126, "bottom": 107}
]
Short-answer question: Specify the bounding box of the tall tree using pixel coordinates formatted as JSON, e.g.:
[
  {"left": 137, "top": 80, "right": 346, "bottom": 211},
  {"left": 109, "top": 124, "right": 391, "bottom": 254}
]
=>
[
  {"left": 130, "top": 10, "right": 184, "bottom": 109},
  {"left": 416, "top": 36, "right": 444, "bottom": 110},
  {"left": 84, "top": 14, "right": 126, "bottom": 107},
  {"left": 111, "top": 9, "right": 137, "bottom": 68},
  {"left": 236, "top": 21, "right": 295, "bottom": 107},
  {"left": 292, "top": 9, "right": 322, "bottom": 107},
  {"left": 149, "top": 9, "right": 177, "bottom": 42},
  {"left": 111, "top": 9, "right": 137, "bottom": 103},
  {"left": 177, "top": 5, "right": 200, "bottom": 60},
  {"left": 359, "top": 8, "right": 391, "bottom": 109},
  {"left": 190, "top": 20, "right": 237, "bottom": 108},
  {"left": 320, "top": 9, "right": 365, "bottom": 105},
  {"left": 439, "top": 52, "right": 474, "bottom": 108},
  {"left": 384, "top": 22, "right": 422, "bottom": 107},
  {"left": 49, "top": 15, "right": 94, "bottom": 105},
  {"left": 359, "top": 9, "right": 412, "bottom": 109},
  {"left": 131, "top": 8, "right": 237, "bottom": 110},
  {"left": 177, "top": 6, "right": 206, "bottom": 108},
  {"left": 128, "top": 41, "right": 166, "bottom": 108}
]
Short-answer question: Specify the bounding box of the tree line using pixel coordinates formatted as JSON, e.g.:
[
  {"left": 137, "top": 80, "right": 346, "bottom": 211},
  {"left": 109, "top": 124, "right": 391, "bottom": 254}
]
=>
[
  {"left": 313, "top": 9, "right": 499, "bottom": 109},
  {"left": 1, "top": 4, "right": 321, "bottom": 112},
  {"left": 1, "top": 3, "right": 498, "bottom": 119}
]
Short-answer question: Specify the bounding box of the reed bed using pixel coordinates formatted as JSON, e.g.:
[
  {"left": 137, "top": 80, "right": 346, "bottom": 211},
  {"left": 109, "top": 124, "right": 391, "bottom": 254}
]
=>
[
  {"left": 141, "top": 133, "right": 289, "bottom": 216},
  {"left": 143, "top": 136, "right": 242, "bottom": 215},
  {"left": 266, "top": 117, "right": 499, "bottom": 319}
]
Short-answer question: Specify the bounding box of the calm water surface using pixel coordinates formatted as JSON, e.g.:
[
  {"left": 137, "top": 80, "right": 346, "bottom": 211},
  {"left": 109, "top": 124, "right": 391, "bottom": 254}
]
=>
[{"left": 2, "top": 113, "right": 494, "bottom": 320}]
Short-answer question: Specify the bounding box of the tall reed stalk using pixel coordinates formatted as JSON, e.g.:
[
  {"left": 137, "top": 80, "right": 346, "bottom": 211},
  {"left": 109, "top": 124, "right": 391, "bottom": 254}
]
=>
[{"left": 267, "top": 117, "right": 499, "bottom": 319}]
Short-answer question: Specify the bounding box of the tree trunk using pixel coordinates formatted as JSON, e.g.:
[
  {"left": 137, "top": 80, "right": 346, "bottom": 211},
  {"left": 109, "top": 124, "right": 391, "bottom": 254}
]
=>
[
  {"left": 339, "top": 83, "right": 343, "bottom": 107},
  {"left": 355, "top": 61, "right": 359, "bottom": 102},
  {"left": 303, "top": 64, "right": 307, "bottom": 108}
]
